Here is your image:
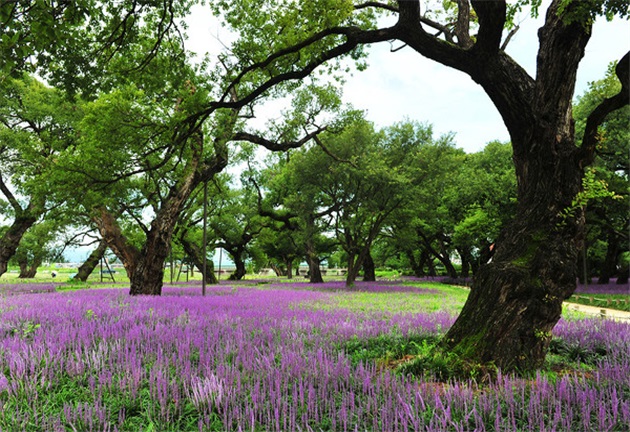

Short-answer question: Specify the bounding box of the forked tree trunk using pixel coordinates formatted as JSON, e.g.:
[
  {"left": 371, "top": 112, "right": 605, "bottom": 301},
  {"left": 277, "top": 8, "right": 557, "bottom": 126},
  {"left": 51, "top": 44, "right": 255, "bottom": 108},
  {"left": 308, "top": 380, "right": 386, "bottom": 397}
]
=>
[
  {"left": 73, "top": 240, "right": 108, "bottom": 282},
  {"left": 18, "top": 258, "right": 38, "bottom": 278}
]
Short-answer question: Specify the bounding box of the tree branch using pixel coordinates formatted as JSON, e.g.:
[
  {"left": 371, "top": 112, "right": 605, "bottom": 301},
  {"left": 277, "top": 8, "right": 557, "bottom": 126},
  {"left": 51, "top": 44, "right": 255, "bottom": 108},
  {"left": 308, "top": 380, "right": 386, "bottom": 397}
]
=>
[
  {"left": 578, "top": 51, "right": 630, "bottom": 167},
  {"left": 0, "top": 172, "right": 22, "bottom": 213},
  {"left": 470, "top": 0, "right": 506, "bottom": 53},
  {"left": 233, "top": 126, "right": 326, "bottom": 152},
  {"left": 455, "top": 0, "right": 473, "bottom": 49},
  {"left": 355, "top": 1, "right": 399, "bottom": 13}
]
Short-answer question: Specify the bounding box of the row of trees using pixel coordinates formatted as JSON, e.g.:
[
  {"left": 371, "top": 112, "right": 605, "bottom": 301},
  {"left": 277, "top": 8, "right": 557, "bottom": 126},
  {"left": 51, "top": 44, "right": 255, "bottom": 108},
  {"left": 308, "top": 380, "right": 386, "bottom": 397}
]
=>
[
  {"left": 1, "top": 0, "right": 627, "bottom": 372},
  {"left": 3, "top": 72, "right": 625, "bottom": 287}
]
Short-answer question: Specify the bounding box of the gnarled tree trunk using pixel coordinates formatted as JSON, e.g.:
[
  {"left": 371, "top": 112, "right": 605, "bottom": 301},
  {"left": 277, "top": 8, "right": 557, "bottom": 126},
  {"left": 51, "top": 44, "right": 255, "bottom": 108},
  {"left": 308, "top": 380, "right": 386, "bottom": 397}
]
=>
[
  {"left": 444, "top": 124, "right": 585, "bottom": 370},
  {"left": 437, "top": 0, "right": 630, "bottom": 371},
  {"left": 227, "top": 247, "right": 247, "bottom": 281},
  {"left": 305, "top": 240, "right": 324, "bottom": 283}
]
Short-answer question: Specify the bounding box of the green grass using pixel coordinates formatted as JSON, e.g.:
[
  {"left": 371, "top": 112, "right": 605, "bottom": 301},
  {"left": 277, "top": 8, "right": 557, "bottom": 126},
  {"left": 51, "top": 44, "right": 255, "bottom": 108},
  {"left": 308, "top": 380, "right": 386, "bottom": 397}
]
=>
[{"left": 321, "top": 283, "right": 469, "bottom": 316}]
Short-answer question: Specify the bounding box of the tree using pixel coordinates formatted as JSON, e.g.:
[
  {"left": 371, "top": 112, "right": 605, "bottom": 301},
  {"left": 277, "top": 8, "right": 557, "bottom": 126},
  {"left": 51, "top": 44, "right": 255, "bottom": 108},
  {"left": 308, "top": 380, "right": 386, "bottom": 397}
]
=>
[
  {"left": 0, "top": 75, "right": 78, "bottom": 276},
  {"left": 214, "top": 0, "right": 629, "bottom": 371},
  {"left": 572, "top": 64, "right": 629, "bottom": 285},
  {"left": 10, "top": 219, "right": 64, "bottom": 278},
  {"left": 209, "top": 182, "right": 265, "bottom": 280},
  {"left": 448, "top": 141, "right": 517, "bottom": 276},
  {"left": 382, "top": 124, "right": 464, "bottom": 278},
  {"left": 274, "top": 118, "right": 416, "bottom": 286},
  {"left": 0, "top": 1, "right": 194, "bottom": 97}
]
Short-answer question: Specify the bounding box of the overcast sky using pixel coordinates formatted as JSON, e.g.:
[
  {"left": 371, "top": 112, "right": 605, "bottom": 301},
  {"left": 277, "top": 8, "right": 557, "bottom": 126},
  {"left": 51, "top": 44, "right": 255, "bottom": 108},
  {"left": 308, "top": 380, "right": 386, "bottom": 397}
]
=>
[{"left": 184, "top": 3, "right": 629, "bottom": 153}]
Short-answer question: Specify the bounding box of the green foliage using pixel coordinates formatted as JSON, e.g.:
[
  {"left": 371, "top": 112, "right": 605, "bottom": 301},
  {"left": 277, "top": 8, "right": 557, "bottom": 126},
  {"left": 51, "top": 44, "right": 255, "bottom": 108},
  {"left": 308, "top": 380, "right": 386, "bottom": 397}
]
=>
[
  {"left": 0, "top": 0, "right": 196, "bottom": 96},
  {"left": 342, "top": 333, "right": 440, "bottom": 366},
  {"left": 560, "top": 168, "right": 621, "bottom": 223}
]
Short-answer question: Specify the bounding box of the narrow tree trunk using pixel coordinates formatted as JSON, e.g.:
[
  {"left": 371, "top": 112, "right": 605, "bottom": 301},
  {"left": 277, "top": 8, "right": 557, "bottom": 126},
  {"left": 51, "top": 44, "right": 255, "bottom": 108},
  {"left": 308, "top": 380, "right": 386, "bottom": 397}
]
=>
[
  {"left": 362, "top": 251, "right": 376, "bottom": 281},
  {"left": 286, "top": 260, "right": 293, "bottom": 280},
  {"left": 180, "top": 236, "right": 218, "bottom": 284},
  {"left": 598, "top": 230, "right": 619, "bottom": 284},
  {"left": 73, "top": 240, "right": 108, "bottom": 282}
]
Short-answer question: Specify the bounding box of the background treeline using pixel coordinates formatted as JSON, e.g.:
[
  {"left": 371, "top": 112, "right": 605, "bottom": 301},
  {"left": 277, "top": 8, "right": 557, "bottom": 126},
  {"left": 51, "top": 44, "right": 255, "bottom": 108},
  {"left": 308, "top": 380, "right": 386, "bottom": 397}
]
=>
[{"left": 1, "top": 69, "right": 627, "bottom": 287}]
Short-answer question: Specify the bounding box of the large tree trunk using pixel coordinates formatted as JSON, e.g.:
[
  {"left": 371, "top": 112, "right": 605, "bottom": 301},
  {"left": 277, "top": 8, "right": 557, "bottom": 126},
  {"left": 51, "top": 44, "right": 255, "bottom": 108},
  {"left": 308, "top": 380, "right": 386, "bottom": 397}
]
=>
[
  {"left": 407, "top": 0, "right": 626, "bottom": 372},
  {"left": 307, "top": 257, "right": 324, "bottom": 283},
  {"left": 362, "top": 251, "right": 376, "bottom": 281},
  {"left": 73, "top": 240, "right": 108, "bottom": 282},
  {"left": 444, "top": 105, "right": 586, "bottom": 370}
]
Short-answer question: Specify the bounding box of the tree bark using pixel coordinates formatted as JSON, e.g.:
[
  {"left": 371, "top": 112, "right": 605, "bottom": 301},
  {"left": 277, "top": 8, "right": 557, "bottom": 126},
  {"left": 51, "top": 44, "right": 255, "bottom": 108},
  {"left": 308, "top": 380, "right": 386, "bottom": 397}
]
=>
[
  {"left": 391, "top": 0, "right": 630, "bottom": 372},
  {"left": 458, "top": 247, "right": 471, "bottom": 278},
  {"left": 362, "top": 251, "right": 376, "bottom": 281},
  {"left": 443, "top": 99, "right": 588, "bottom": 370},
  {"left": 286, "top": 260, "right": 293, "bottom": 280},
  {"left": 73, "top": 240, "right": 108, "bottom": 282}
]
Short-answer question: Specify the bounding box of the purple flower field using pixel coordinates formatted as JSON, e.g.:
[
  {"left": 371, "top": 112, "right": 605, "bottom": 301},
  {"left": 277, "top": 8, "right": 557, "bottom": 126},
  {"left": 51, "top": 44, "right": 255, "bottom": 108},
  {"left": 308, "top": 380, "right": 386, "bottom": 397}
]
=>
[{"left": 0, "top": 282, "right": 629, "bottom": 431}]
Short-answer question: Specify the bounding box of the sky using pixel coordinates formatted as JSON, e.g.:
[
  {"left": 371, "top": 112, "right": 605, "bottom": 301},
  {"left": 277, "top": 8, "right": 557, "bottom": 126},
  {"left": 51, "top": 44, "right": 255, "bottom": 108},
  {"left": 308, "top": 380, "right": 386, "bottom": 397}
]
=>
[{"left": 183, "top": 2, "right": 630, "bottom": 153}]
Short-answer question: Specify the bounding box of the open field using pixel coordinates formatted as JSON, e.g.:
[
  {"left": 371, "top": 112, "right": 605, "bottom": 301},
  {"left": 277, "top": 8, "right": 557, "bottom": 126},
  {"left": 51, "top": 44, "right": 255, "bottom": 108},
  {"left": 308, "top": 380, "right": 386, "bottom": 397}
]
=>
[{"left": 0, "top": 279, "right": 629, "bottom": 431}]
